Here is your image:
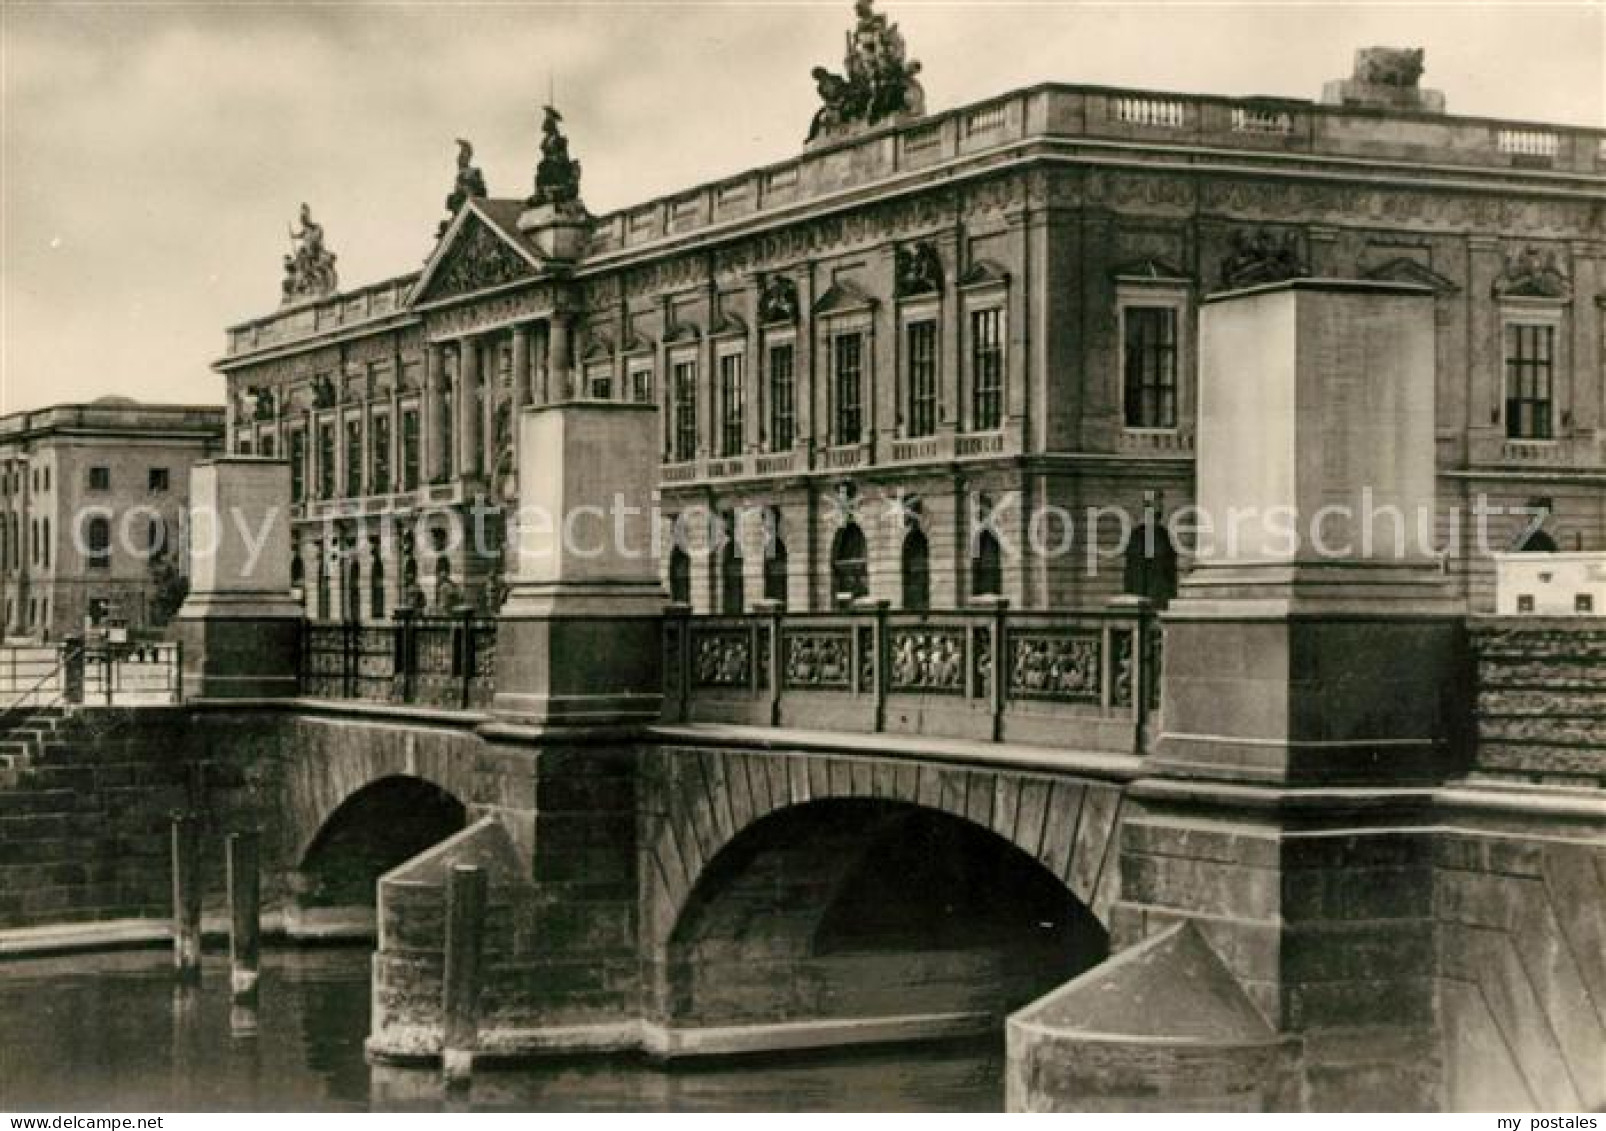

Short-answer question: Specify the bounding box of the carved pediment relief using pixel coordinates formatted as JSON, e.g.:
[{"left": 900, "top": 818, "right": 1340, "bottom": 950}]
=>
[
  {"left": 1219, "top": 227, "right": 1307, "bottom": 291},
  {"left": 895, "top": 242, "right": 944, "bottom": 297},
  {"left": 1493, "top": 246, "right": 1570, "bottom": 301},
  {"left": 1363, "top": 256, "right": 1460, "bottom": 293},
  {"left": 581, "top": 335, "right": 615, "bottom": 363},
  {"left": 813, "top": 278, "right": 878, "bottom": 316},
  {"left": 758, "top": 275, "right": 801, "bottom": 324},
  {"left": 623, "top": 328, "right": 655, "bottom": 354},
  {"left": 414, "top": 211, "right": 540, "bottom": 306}
]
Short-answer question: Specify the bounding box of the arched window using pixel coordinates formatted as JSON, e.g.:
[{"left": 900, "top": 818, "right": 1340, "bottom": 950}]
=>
[
  {"left": 901, "top": 528, "right": 930, "bottom": 611},
  {"left": 668, "top": 546, "right": 692, "bottom": 606},
  {"left": 763, "top": 538, "right": 789, "bottom": 609},
  {"left": 85, "top": 516, "right": 111, "bottom": 570},
  {"left": 369, "top": 539, "right": 386, "bottom": 621},
  {"left": 344, "top": 555, "right": 361, "bottom": 622},
  {"left": 1123, "top": 521, "right": 1179, "bottom": 608},
  {"left": 831, "top": 524, "right": 869, "bottom": 605},
  {"left": 971, "top": 529, "right": 1002, "bottom": 599},
  {"left": 719, "top": 537, "right": 744, "bottom": 615}
]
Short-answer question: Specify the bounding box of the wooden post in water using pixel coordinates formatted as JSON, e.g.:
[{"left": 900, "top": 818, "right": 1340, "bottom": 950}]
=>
[
  {"left": 441, "top": 863, "right": 487, "bottom": 1087},
  {"left": 227, "top": 830, "right": 261, "bottom": 999},
  {"left": 170, "top": 810, "right": 202, "bottom": 978}
]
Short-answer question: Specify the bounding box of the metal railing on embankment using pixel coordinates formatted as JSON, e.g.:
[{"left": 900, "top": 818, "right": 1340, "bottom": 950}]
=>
[{"left": 0, "top": 638, "right": 181, "bottom": 717}]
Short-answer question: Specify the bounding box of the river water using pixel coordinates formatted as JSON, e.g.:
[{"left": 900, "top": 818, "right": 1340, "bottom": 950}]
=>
[{"left": 0, "top": 948, "right": 1003, "bottom": 1111}]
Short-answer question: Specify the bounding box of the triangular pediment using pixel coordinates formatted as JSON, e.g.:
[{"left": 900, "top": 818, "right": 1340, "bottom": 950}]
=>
[
  {"left": 813, "top": 279, "right": 877, "bottom": 316},
  {"left": 959, "top": 259, "right": 1011, "bottom": 288},
  {"left": 1364, "top": 257, "right": 1460, "bottom": 293},
  {"left": 1111, "top": 257, "right": 1191, "bottom": 284},
  {"left": 411, "top": 201, "right": 544, "bottom": 306}
]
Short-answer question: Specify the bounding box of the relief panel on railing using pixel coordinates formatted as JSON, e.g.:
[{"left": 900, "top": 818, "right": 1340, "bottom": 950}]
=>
[
  {"left": 973, "top": 626, "right": 993, "bottom": 701},
  {"left": 782, "top": 629, "right": 853, "bottom": 690},
  {"left": 1008, "top": 630, "right": 1103, "bottom": 702},
  {"left": 1110, "top": 629, "right": 1134, "bottom": 709},
  {"left": 857, "top": 626, "right": 876, "bottom": 693},
  {"left": 888, "top": 628, "right": 968, "bottom": 695},
  {"left": 694, "top": 628, "right": 752, "bottom": 688}
]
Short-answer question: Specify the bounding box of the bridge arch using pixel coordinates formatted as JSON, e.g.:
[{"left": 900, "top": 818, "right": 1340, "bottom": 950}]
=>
[{"left": 643, "top": 748, "right": 1127, "bottom": 1041}]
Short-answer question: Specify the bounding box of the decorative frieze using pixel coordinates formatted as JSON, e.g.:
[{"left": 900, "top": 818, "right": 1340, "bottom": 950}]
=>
[
  {"left": 1008, "top": 631, "right": 1103, "bottom": 702},
  {"left": 888, "top": 628, "right": 966, "bottom": 694},
  {"left": 782, "top": 629, "right": 853, "bottom": 689},
  {"left": 693, "top": 628, "right": 753, "bottom": 688}
]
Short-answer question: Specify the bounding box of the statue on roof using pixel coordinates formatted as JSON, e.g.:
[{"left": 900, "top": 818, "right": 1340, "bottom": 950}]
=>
[
  {"left": 807, "top": 0, "right": 925, "bottom": 145},
  {"left": 529, "top": 105, "right": 583, "bottom": 211},
  {"left": 280, "top": 202, "right": 339, "bottom": 305},
  {"left": 439, "top": 138, "right": 488, "bottom": 237}
]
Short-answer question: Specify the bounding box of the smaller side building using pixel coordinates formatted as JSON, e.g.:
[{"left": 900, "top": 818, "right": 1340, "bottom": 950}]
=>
[{"left": 0, "top": 398, "right": 225, "bottom": 640}]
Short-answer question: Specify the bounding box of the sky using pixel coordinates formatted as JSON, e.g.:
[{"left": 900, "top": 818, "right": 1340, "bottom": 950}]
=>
[{"left": 2, "top": 0, "right": 1602, "bottom": 414}]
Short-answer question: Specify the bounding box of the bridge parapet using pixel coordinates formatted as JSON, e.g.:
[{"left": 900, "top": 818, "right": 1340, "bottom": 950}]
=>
[{"left": 663, "top": 602, "right": 1162, "bottom": 753}]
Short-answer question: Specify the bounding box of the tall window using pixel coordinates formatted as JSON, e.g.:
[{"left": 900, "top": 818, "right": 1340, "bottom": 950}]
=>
[
  {"left": 718, "top": 351, "right": 745, "bottom": 458},
  {"left": 289, "top": 430, "right": 306, "bottom": 502},
  {"left": 372, "top": 414, "right": 392, "bottom": 494},
  {"left": 972, "top": 529, "right": 1003, "bottom": 599},
  {"left": 318, "top": 423, "right": 336, "bottom": 498},
  {"left": 668, "top": 546, "right": 692, "bottom": 605},
  {"left": 629, "top": 362, "right": 654, "bottom": 404},
  {"left": 85, "top": 516, "right": 110, "bottom": 570},
  {"left": 970, "top": 308, "right": 1004, "bottom": 431},
  {"left": 369, "top": 539, "right": 386, "bottom": 621},
  {"left": 1505, "top": 322, "right": 1555, "bottom": 440},
  {"left": 833, "top": 332, "right": 864, "bottom": 445},
  {"left": 906, "top": 320, "right": 938, "bottom": 438},
  {"left": 830, "top": 524, "right": 868, "bottom": 604},
  {"left": 764, "top": 538, "right": 788, "bottom": 608},
  {"left": 401, "top": 409, "right": 420, "bottom": 491},
  {"left": 672, "top": 358, "right": 698, "bottom": 462},
  {"left": 768, "top": 342, "right": 795, "bottom": 451},
  {"left": 345, "top": 419, "right": 363, "bottom": 497},
  {"left": 440, "top": 395, "right": 454, "bottom": 478},
  {"left": 586, "top": 363, "right": 613, "bottom": 401},
  {"left": 901, "top": 528, "right": 930, "bottom": 611},
  {"left": 1123, "top": 306, "right": 1179, "bottom": 430}
]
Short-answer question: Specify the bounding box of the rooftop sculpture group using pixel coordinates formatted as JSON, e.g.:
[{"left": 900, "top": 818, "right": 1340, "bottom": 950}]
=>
[
  {"left": 280, "top": 202, "right": 339, "bottom": 305},
  {"left": 807, "top": 0, "right": 926, "bottom": 145},
  {"left": 440, "top": 138, "right": 488, "bottom": 236},
  {"left": 529, "top": 105, "right": 584, "bottom": 213}
]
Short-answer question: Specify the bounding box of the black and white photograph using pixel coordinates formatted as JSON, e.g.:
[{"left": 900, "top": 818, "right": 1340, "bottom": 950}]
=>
[{"left": 0, "top": 0, "right": 1602, "bottom": 1115}]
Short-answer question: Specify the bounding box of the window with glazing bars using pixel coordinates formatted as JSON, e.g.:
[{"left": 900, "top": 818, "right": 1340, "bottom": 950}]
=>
[
  {"left": 672, "top": 359, "right": 698, "bottom": 462},
  {"left": 1505, "top": 323, "right": 1555, "bottom": 440},
  {"left": 289, "top": 430, "right": 306, "bottom": 501},
  {"left": 372, "top": 414, "right": 391, "bottom": 493},
  {"left": 768, "top": 343, "right": 795, "bottom": 451},
  {"left": 318, "top": 423, "right": 335, "bottom": 498},
  {"left": 345, "top": 419, "right": 363, "bottom": 497},
  {"left": 906, "top": 320, "right": 938, "bottom": 437},
  {"left": 970, "top": 308, "right": 1004, "bottom": 430},
  {"left": 719, "top": 352, "right": 745, "bottom": 457},
  {"left": 833, "top": 332, "right": 864, "bottom": 444},
  {"left": 401, "top": 409, "right": 420, "bottom": 490},
  {"left": 630, "top": 363, "right": 654, "bottom": 404},
  {"left": 1123, "top": 306, "right": 1178, "bottom": 429}
]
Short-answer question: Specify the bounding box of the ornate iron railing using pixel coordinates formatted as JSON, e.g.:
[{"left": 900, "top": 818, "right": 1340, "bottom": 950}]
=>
[
  {"left": 299, "top": 610, "right": 496, "bottom": 710},
  {"left": 663, "top": 602, "right": 1164, "bottom": 753}
]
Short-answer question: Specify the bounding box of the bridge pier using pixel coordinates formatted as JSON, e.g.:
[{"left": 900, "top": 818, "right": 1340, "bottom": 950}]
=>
[
  {"left": 367, "top": 399, "right": 662, "bottom": 1064},
  {"left": 1010, "top": 281, "right": 1463, "bottom": 1111}
]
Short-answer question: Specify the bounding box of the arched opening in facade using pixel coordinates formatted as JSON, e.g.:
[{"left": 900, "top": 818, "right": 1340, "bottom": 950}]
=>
[
  {"left": 901, "top": 528, "right": 931, "bottom": 611},
  {"left": 720, "top": 534, "right": 744, "bottom": 615},
  {"left": 662, "top": 799, "right": 1107, "bottom": 1040},
  {"left": 668, "top": 546, "right": 692, "bottom": 606},
  {"left": 763, "top": 537, "right": 789, "bottom": 608},
  {"left": 1123, "top": 521, "right": 1179, "bottom": 607},
  {"left": 971, "top": 529, "right": 1003, "bottom": 599},
  {"left": 831, "top": 524, "right": 869, "bottom": 605},
  {"left": 297, "top": 775, "right": 466, "bottom": 920}
]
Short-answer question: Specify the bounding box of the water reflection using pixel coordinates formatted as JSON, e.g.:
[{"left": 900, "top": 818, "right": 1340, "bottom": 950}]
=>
[{"left": 1, "top": 949, "right": 1002, "bottom": 1112}]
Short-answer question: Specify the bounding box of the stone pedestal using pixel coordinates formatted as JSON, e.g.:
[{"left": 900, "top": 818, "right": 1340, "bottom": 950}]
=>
[
  {"left": 490, "top": 400, "right": 664, "bottom": 728},
  {"left": 173, "top": 458, "right": 302, "bottom": 699},
  {"left": 1014, "top": 281, "right": 1463, "bottom": 1110}
]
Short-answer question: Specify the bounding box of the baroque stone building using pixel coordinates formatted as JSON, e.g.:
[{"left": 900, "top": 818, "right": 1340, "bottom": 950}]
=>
[
  {"left": 214, "top": 7, "right": 1606, "bottom": 621},
  {"left": 0, "top": 399, "right": 225, "bottom": 639}
]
